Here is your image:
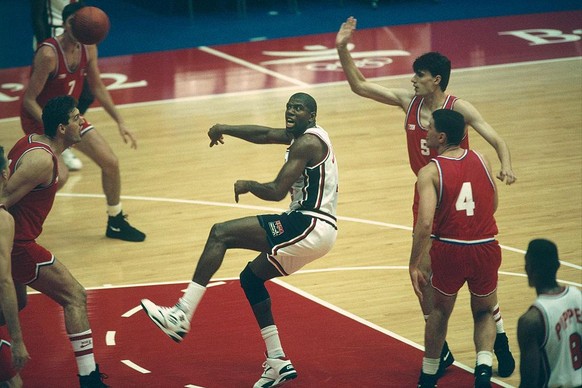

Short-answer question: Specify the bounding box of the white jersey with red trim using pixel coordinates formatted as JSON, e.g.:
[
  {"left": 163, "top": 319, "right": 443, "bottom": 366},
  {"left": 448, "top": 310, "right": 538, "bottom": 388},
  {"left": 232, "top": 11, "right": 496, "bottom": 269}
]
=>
[
  {"left": 532, "top": 286, "right": 582, "bottom": 388},
  {"left": 286, "top": 125, "right": 338, "bottom": 221}
]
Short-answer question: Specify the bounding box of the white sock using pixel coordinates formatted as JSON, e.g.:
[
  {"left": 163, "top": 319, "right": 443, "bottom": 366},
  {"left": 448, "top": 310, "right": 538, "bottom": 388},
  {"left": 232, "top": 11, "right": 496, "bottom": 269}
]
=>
[
  {"left": 477, "top": 351, "right": 493, "bottom": 367},
  {"left": 422, "top": 357, "right": 440, "bottom": 375},
  {"left": 177, "top": 281, "right": 206, "bottom": 320},
  {"left": 68, "top": 329, "right": 96, "bottom": 376},
  {"left": 492, "top": 303, "right": 505, "bottom": 333},
  {"left": 107, "top": 203, "right": 122, "bottom": 217},
  {"left": 261, "top": 325, "right": 285, "bottom": 359}
]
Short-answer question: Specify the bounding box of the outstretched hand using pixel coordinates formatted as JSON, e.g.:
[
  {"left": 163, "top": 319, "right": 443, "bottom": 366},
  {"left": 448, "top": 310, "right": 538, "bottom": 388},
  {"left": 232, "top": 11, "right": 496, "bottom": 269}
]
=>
[
  {"left": 208, "top": 124, "right": 225, "bottom": 147},
  {"left": 336, "top": 16, "right": 357, "bottom": 48}
]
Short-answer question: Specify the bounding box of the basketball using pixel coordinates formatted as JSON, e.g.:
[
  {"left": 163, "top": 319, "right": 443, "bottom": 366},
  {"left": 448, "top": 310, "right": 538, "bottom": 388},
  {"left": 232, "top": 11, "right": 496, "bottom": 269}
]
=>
[{"left": 71, "top": 6, "right": 110, "bottom": 45}]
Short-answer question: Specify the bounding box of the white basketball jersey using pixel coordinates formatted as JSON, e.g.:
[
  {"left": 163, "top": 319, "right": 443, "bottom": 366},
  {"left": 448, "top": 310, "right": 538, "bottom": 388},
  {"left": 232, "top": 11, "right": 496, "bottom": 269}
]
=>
[
  {"left": 286, "top": 125, "right": 338, "bottom": 218},
  {"left": 532, "top": 286, "right": 582, "bottom": 388}
]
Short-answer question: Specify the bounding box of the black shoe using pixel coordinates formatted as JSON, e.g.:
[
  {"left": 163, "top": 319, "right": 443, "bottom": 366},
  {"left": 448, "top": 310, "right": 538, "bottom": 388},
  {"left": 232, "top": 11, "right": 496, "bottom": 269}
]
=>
[
  {"left": 79, "top": 364, "right": 109, "bottom": 388},
  {"left": 494, "top": 332, "right": 515, "bottom": 377},
  {"left": 106, "top": 211, "right": 146, "bottom": 242},
  {"left": 474, "top": 364, "right": 492, "bottom": 388},
  {"left": 417, "top": 371, "right": 438, "bottom": 388},
  {"left": 436, "top": 340, "right": 455, "bottom": 377}
]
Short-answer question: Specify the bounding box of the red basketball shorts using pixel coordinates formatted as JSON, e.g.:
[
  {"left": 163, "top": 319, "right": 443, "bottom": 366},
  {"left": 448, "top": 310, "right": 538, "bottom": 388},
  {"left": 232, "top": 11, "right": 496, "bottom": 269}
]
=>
[
  {"left": 430, "top": 239, "right": 501, "bottom": 296},
  {"left": 11, "top": 241, "right": 55, "bottom": 285}
]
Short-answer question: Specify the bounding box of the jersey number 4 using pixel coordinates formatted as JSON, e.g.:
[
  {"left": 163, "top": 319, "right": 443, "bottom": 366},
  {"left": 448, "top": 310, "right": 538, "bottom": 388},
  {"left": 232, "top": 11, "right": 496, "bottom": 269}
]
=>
[{"left": 456, "top": 182, "right": 475, "bottom": 216}]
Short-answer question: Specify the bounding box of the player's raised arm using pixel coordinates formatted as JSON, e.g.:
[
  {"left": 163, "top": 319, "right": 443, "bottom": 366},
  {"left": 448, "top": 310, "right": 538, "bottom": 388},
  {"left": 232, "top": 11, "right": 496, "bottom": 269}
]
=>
[{"left": 336, "top": 16, "right": 411, "bottom": 107}]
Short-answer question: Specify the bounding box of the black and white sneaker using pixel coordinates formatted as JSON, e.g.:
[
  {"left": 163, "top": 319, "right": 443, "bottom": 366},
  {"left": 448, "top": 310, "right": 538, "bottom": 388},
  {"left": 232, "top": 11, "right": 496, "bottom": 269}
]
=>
[
  {"left": 417, "top": 371, "right": 438, "bottom": 388},
  {"left": 106, "top": 211, "right": 146, "bottom": 242},
  {"left": 474, "top": 364, "right": 492, "bottom": 388},
  {"left": 79, "top": 364, "right": 109, "bottom": 388},
  {"left": 437, "top": 340, "right": 455, "bottom": 377},
  {"left": 494, "top": 332, "right": 515, "bottom": 377}
]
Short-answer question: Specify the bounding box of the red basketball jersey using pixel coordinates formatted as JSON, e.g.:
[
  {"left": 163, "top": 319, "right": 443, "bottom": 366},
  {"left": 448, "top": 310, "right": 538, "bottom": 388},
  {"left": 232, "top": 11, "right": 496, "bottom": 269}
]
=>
[
  {"left": 404, "top": 95, "right": 469, "bottom": 175},
  {"left": 20, "top": 37, "right": 88, "bottom": 134},
  {"left": 431, "top": 150, "right": 498, "bottom": 242},
  {"left": 7, "top": 135, "right": 59, "bottom": 241}
]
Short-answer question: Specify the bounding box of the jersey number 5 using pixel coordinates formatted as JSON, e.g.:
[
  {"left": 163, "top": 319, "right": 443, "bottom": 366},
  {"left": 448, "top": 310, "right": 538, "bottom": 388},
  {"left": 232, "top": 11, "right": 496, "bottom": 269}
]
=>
[
  {"left": 456, "top": 182, "right": 475, "bottom": 216},
  {"left": 420, "top": 139, "right": 430, "bottom": 156}
]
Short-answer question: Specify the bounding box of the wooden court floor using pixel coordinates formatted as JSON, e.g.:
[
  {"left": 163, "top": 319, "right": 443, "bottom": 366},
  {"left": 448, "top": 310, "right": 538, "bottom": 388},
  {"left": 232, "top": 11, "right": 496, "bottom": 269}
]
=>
[{"left": 0, "top": 58, "right": 580, "bottom": 387}]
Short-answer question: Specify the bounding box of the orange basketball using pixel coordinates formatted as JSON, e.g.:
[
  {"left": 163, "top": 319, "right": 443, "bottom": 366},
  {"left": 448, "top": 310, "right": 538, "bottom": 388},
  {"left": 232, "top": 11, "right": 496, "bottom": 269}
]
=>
[{"left": 71, "top": 6, "right": 110, "bottom": 45}]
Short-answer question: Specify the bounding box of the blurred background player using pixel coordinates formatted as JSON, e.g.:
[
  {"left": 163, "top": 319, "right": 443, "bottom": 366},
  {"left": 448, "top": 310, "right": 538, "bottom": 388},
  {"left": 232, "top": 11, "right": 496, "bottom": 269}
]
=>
[
  {"left": 517, "top": 239, "right": 582, "bottom": 388},
  {"left": 31, "top": 0, "right": 88, "bottom": 171},
  {"left": 22, "top": 2, "right": 145, "bottom": 242},
  {"left": 336, "top": 16, "right": 515, "bottom": 377},
  {"left": 0, "top": 146, "right": 30, "bottom": 388}
]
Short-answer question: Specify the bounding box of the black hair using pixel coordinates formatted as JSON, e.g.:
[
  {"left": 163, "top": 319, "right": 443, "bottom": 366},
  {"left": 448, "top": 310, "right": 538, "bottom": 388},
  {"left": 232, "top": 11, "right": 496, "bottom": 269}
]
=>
[
  {"left": 413, "top": 52, "right": 451, "bottom": 91},
  {"left": 290, "top": 92, "right": 317, "bottom": 114},
  {"left": 432, "top": 109, "right": 465, "bottom": 145},
  {"left": 62, "top": 1, "right": 86, "bottom": 24},
  {"left": 526, "top": 239, "right": 560, "bottom": 278},
  {"left": 42, "top": 96, "right": 78, "bottom": 138}
]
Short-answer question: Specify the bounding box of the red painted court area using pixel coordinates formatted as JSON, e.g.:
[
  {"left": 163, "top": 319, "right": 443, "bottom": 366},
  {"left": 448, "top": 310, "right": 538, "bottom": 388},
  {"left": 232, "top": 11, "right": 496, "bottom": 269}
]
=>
[
  {"left": 0, "top": 11, "right": 580, "bottom": 119},
  {"left": 18, "top": 279, "right": 496, "bottom": 387}
]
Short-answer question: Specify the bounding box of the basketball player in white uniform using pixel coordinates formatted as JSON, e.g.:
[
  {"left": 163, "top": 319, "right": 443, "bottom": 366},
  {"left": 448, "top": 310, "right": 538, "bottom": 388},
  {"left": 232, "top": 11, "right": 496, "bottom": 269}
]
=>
[
  {"left": 518, "top": 239, "right": 582, "bottom": 388},
  {"left": 141, "top": 92, "right": 339, "bottom": 388}
]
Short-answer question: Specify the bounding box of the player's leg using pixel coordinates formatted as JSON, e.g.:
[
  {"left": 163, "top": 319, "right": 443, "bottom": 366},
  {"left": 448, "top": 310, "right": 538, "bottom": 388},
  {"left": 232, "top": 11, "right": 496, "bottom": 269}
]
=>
[
  {"left": 418, "top": 290, "right": 456, "bottom": 388},
  {"left": 141, "top": 215, "right": 269, "bottom": 342},
  {"left": 470, "top": 291, "right": 497, "bottom": 388},
  {"left": 491, "top": 295, "right": 515, "bottom": 377},
  {"left": 75, "top": 129, "right": 145, "bottom": 242},
  {"left": 27, "top": 259, "right": 106, "bottom": 384},
  {"left": 243, "top": 255, "right": 298, "bottom": 388}
]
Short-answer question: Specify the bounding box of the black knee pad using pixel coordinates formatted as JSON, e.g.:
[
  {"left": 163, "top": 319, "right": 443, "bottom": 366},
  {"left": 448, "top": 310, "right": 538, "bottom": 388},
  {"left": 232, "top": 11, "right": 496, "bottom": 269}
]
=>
[{"left": 240, "top": 263, "right": 269, "bottom": 306}]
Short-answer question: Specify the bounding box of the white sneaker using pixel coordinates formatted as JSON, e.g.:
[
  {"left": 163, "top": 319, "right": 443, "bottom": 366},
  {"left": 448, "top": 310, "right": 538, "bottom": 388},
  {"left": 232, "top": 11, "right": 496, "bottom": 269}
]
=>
[
  {"left": 254, "top": 355, "right": 297, "bottom": 388},
  {"left": 62, "top": 148, "right": 83, "bottom": 171},
  {"left": 140, "top": 299, "right": 190, "bottom": 343}
]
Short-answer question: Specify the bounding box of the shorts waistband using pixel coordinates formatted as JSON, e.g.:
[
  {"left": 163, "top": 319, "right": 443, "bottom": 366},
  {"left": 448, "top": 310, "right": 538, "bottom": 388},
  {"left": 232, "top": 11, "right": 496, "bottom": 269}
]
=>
[{"left": 433, "top": 236, "right": 496, "bottom": 245}]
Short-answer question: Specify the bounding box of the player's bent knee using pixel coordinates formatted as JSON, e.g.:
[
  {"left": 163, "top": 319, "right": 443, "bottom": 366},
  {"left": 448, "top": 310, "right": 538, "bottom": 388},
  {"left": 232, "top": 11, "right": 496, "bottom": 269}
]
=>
[{"left": 240, "top": 263, "right": 269, "bottom": 306}]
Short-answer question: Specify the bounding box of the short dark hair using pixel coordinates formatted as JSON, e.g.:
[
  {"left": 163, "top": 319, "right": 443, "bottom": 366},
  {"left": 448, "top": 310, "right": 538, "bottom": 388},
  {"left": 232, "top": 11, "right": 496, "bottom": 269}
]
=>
[
  {"left": 413, "top": 52, "right": 451, "bottom": 91},
  {"left": 526, "top": 239, "right": 560, "bottom": 277},
  {"left": 0, "top": 146, "right": 6, "bottom": 172},
  {"left": 62, "top": 1, "right": 86, "bottom": 24},
  {"left": 42, "top": 96, "right": 78, "bottom": 138},
  {"left": 432, "top": 109, "right": 465, "bottom": 145},
  {"left": 291, "top": 92, "right": 317, "bottom": 114}
]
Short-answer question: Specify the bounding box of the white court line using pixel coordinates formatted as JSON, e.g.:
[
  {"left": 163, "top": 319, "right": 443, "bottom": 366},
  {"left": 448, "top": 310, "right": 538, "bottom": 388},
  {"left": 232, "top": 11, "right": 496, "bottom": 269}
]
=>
[
  {"left": 275, "top": 278, "right": 514, "bottom": 388},
  {"left": 106, "top": 331, "right": 116, "bottom": 346},
  {"left": 53, "top": 192, "right": 582, "bottom": 273},
  {"left": 121, "top": 359, "right": 151, "bottom": 374},
  {"left": 198, "top": 46, "right": 310, "bottom": 87}
]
